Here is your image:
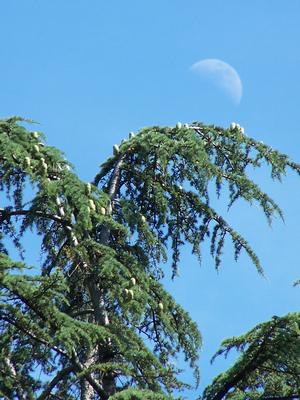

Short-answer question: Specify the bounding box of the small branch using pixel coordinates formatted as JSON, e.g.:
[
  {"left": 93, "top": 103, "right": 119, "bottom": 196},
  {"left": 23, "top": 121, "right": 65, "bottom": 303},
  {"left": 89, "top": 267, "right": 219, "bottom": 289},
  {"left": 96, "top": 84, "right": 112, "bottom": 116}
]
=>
[
  {"left": 208, "top": 325, "right": 277, "bottom": 400},
  {"left": 36, "top": 366, "right": 74, "bottom": 400},
  {"left": 3, "top": 283, "right": 58, "bottom": 328},
  {"left": 192, "top": 126, "right": 235, "bottom": 171},
  {"left": 1, "top": 314, "right": 67, "bottom": 357},
  {"left": 151, "top": 309, "right": 163, "bottom": 353},
  {"left": 0, "top": 207, "right": 71, "bottom": 228},
  {"left": 42, "top": 239, "right": 69, "bottom": 276}
]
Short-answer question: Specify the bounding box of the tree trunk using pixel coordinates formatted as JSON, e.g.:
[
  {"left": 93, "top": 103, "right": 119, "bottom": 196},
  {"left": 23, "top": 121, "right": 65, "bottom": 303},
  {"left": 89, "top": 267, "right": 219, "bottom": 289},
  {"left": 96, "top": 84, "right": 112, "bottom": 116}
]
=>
[{"left": 82, "top": 157, "right": 124, "bottom": 399}]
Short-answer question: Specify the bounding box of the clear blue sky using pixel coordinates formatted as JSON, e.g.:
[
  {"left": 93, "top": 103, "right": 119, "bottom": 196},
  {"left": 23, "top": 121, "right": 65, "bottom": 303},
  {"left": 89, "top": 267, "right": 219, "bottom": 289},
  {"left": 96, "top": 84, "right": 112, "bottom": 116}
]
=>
[{"left": 1, "top": 1, "right": 300, "bottom": 398}]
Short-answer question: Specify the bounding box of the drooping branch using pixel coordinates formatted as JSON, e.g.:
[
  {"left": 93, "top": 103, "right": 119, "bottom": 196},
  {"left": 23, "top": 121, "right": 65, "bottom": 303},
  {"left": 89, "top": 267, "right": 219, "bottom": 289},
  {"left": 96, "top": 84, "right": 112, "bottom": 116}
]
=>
[{"left": 1, "top": 314, "right": 68, "bottom": 358}]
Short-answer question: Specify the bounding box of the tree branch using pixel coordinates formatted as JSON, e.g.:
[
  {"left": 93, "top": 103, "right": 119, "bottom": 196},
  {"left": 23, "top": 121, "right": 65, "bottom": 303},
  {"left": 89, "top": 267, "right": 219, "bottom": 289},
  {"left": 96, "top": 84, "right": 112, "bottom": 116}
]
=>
[
  {"left": 206, "top": 324, "right": 277, "bottom": 400},
  {"left": 71, "top": 350, "right": 107, "bottom": 399},
  {"left": 0, "top": 207, "right": 72, "bottom": 228},
  {"left": 1, "top": 314, "right": 67, "bottom": 357},
  {"left": 36, "top": 366, "right": 74, "bottom": 400}
]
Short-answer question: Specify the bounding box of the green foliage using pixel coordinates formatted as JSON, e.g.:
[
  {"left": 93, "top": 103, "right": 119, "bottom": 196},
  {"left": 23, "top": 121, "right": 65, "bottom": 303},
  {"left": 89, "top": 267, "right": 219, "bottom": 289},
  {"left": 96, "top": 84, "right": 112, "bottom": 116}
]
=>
[
  {"left": 0, "top": 117, "right": 299, "bottom": 399},
  {"left": 203, "top": 313, "right": 300, "bottom": 400},
  {"left": 110, "top": 388, "right": 173, "bottom": 399},
  {"left": 95, "top": 123, "right": 299, "bottom": 276}
]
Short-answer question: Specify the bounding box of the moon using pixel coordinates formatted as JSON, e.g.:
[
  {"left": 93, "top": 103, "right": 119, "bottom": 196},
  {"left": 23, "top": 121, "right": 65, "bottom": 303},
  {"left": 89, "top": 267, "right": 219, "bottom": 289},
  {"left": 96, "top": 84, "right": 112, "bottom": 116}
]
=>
[{"left": 191, "top": 59, "right": 242, "bottom": 105}]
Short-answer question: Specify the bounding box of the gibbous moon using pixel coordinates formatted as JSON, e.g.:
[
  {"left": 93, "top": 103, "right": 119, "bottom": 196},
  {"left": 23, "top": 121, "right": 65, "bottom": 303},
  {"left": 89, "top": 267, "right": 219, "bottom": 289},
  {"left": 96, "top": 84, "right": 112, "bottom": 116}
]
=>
[{"left": 191, "top": 59, "right": 242, "bottom": 105}]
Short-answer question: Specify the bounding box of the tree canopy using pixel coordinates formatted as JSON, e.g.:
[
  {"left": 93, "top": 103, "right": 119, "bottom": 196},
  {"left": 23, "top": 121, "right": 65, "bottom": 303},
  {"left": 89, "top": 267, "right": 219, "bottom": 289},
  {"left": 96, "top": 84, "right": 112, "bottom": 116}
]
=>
[{"left": 0, "top": 117, "right": 299, "bottom": 399}]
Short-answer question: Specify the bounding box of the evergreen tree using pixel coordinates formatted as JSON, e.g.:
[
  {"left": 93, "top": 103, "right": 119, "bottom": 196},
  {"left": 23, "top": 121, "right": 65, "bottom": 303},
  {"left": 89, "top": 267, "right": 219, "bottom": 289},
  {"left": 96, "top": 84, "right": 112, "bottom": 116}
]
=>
[
  {"left": 202, "top": 312, "right": 300, "bottom": 400},
  {"left": 0, "top": 117, "right": 299, "bottom": 399}
]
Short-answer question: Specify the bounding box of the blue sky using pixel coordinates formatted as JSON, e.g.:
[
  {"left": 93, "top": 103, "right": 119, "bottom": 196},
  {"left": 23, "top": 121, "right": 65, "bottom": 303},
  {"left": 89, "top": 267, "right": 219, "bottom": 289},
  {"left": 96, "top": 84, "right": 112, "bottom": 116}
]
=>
[{"left": 1, "top": 1, "right": 300, "bottom": 398}]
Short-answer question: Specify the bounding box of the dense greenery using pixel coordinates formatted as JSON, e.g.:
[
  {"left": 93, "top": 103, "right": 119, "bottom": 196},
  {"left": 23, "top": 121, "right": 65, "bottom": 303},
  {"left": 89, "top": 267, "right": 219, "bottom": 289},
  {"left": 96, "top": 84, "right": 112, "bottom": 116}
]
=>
[
  {"left": 0, "top": 117, "right": 299, "bottom": 399},
  {"left": 203, "top": 313, "right": 300, "bottom": 400}
]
